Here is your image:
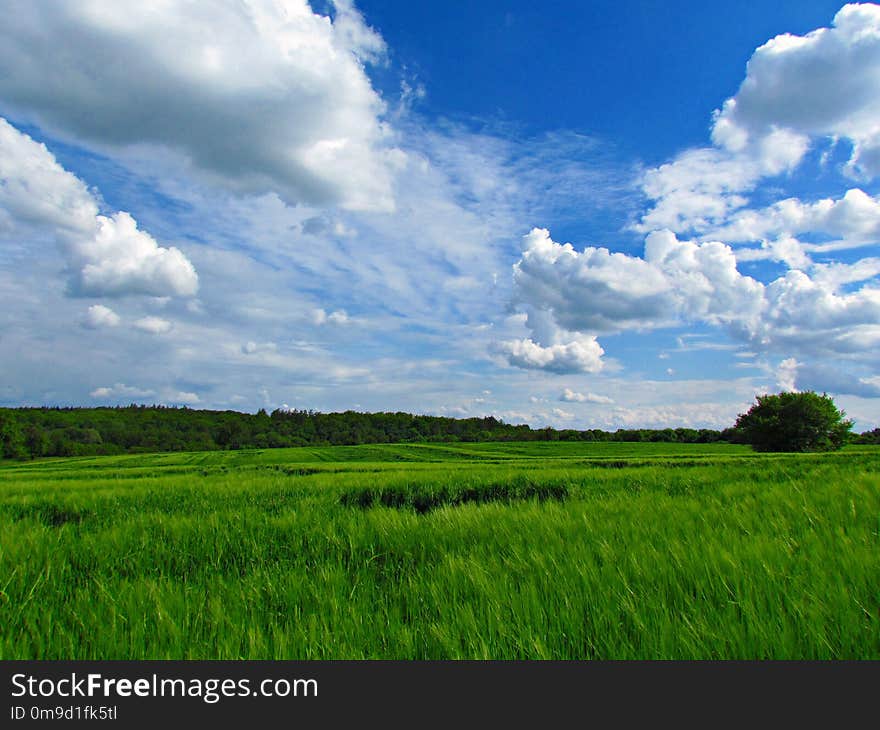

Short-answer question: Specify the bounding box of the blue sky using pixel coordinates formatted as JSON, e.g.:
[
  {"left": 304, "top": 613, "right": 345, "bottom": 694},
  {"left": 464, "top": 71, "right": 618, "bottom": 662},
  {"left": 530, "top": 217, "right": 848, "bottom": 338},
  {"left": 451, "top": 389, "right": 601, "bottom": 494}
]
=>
[{"left": 1, "top": 1, "right": 879, "bottom": 430}]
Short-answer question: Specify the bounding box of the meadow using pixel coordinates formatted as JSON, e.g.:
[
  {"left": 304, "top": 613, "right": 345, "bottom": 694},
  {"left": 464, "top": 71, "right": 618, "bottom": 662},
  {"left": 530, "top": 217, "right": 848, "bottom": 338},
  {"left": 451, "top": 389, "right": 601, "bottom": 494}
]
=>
[{"left": 0, "top": 441, "right": 877, "bottom": 659}]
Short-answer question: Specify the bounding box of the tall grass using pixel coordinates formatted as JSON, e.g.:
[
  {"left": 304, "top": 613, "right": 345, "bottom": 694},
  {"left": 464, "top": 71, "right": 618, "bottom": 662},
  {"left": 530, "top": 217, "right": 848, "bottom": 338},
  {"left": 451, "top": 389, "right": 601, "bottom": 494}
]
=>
[{"left": 0, "top": 443, "right": 877, "bottom": 658}]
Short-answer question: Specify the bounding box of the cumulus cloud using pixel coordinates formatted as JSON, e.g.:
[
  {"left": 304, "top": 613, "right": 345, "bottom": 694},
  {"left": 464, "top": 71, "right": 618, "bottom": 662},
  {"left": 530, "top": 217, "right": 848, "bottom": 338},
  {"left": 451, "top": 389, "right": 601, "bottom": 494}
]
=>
[
  {"left": 560, "top": 389, "right": 614, "bottom": 404},
  {"left": 496, "top": 336, "right": 605, "bottom": 374},
  {"left": 811, "top": 257, "right": 880, "bottom": 290},
  {"left": 511, "top": 228, "right": 764, "bottom": 336},
  {"left": 133, "top": 316, "right": 172, "bottom": 334},
  {"left": 712, "top": 188, "right": 880, "bottom": 245},
  {"left": 637, "top": 128, "right": 809, "bottom": 235},
  {"left": 509, "top": 227, "right": 880, "bottom": 363},
  {"left": 0, "top": 0, "right": 402, "bottom": 211},
  {"left": 712, "top": 3, "right": 880, "bottom": 179},
  {"left": 638, "top": 6, "right": 880, "bottom": 244},
  {"left": 0, "top": 117, "right": 198, "bottom": 298},
  {"left": 517, "top": 6, "right": 880, "bottom": 398},
  {"left": 72, "top": 213, "right": 198, "bottom": 298},
  {"left": 82, "top": 304, "right": 120, "bottom": 329}
]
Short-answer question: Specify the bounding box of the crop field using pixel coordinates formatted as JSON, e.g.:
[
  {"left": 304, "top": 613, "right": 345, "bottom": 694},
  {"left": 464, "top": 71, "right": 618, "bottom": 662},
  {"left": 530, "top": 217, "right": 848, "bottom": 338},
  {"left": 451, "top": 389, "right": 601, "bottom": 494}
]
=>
[{"left": 1, "top": 442, "right": 878, "bottom": 659}]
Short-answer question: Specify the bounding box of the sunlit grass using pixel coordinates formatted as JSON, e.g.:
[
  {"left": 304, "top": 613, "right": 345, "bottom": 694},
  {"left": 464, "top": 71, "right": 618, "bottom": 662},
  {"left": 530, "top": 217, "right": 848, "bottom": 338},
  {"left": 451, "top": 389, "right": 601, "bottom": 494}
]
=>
[{"left": 1, "top": 443, "right": 877, "bottom": 658}]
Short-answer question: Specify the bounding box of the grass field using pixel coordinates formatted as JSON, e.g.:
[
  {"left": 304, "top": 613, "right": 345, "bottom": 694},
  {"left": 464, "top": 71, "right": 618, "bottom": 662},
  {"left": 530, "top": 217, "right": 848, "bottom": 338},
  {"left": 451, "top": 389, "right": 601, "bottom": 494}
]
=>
[{"left": 1, "top": 442, "right": 878, "bottom": 659}]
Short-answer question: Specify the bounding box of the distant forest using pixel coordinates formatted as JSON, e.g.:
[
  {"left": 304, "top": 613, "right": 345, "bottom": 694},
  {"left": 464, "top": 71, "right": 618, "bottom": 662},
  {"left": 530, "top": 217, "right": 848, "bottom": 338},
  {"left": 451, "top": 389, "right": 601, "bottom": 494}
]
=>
[{"left": 0, "top": 405, "right": 878, "bottom": 459}]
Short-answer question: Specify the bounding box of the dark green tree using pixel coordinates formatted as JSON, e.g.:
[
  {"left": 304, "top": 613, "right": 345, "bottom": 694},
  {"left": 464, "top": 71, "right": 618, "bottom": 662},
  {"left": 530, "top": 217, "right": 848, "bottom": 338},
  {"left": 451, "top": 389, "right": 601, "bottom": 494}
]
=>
[
  {"left": 733, "top": 391, "right": 853, "bottom": 452},
  {"left": 856, "top": 427, "right": 880, "bottom": 445},
  {"left": 0, "top": 410, "right": 27, "bottom": 459}
]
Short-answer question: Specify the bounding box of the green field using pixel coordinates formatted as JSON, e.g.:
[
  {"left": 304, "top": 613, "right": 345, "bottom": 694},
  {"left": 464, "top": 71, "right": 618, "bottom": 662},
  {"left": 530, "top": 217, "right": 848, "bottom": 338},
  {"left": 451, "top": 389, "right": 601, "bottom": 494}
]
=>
[{"left": 1, "top": 442, "right": 878, "bottom": 659}]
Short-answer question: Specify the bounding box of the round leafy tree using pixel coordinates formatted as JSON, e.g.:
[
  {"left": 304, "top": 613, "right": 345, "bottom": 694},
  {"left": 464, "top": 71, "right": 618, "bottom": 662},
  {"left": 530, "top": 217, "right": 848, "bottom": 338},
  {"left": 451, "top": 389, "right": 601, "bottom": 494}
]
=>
[{"left": 733, "top": 391, "right": 853, "bottom": 452}]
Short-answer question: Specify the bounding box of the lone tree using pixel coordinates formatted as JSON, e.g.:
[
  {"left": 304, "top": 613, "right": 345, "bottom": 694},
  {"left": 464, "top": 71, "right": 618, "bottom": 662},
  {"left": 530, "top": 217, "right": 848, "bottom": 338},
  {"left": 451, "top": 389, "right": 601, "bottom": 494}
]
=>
[{"left": 733, "top": 391, "right": 853, "bottom": 452}]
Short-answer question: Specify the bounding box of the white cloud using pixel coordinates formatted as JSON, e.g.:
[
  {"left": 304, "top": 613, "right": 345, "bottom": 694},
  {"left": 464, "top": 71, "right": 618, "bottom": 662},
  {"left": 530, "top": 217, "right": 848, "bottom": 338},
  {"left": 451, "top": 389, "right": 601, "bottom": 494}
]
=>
[
  {"left": 164, "top": 390, "right": 200, "bottom": 405},
  {"left": 438, "top": 405, "right": 469, "bottom": 417},
  {"left": 638, "top": 6, "right": 880, "bottom": 251},
  {"left": 83, "top": 304, "right": 120, "bottom": 329},
  {"left": 560, "top": 388, "right": 613, "bottom": 404},
  {"left": 712, "top": 3, "right": 880, "bottom": 179},
  {"left": 90, "top": 383, "right": 155, "bottom": 399},
  {"left": 90, "top": 382, "right": 199, "bottom": 405},
  {"left": 133, "top": 316, "right": 172, "bottom": 334},
  {"left": 776, "top": 357, "right": 800, "bottom": 391},
  {"left": 812, "top": 257, "right": 880, "bottom": 290},
  {"left": 733, "top": 235, "right": 813, "bottom": 270},
  {"left": 0, "top": 117, "right": 198, "bottom": 297},
  {"left": 605, "top": 402, "right": 745, "bottom": 430},
  {"left": 509, "top": 227, "right": 880, "bottom": 363},
  {"left": 637, "top": 129, "right": 809, "bottom": 235},
  {"left": 312, "top": 308, "right": 350, "bottom": 325},
  {"left": 512, "top": 228, "right": 673, "bottom": 333},
  {"left": 73, "top": 212, "right": 198, "bottom": 298},
  {"left": 605, "top": 6, "right": 880, "bottom": 400},
  {"left": 242, "top": 340, "right": 278, "bottom": 355},
  {"left": 711, "top": 188, "right": 880, "bottom": 244},
  {"left": 496, "top": 336, "right": 605, "bottom": 374},
  {"left": 511, "top": 228, "right": 764, "bottom": 336},
  {"left": 0, "top": 0, "right": 402, "bottom": 211},
  {"left": 637, "top": 148, "right": 759, "bottom": 234}
]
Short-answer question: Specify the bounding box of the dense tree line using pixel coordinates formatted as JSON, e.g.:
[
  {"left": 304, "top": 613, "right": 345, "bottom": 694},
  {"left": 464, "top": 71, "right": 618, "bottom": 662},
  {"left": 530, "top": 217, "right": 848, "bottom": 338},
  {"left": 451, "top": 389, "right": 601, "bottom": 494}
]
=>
[
  {"left": 0, "top": 405, "right": 737, "bottom": 459},
  {"left": 1, "top": 404, "right": 873, "bottom": 460}
]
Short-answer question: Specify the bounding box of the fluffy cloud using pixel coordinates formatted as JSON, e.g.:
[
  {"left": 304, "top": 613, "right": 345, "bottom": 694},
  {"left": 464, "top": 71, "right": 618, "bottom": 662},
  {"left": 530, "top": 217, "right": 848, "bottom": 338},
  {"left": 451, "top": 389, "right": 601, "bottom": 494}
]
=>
[
  {"left": 560, "top": 389, "right": 614, "bottom": 404},
  {"left": 0, "top": 118, "right": 198, "bottom": 297},
  {"left": 73, "top": 213, "right": 198, "bottom": 298},
  {"left": 133, "top": 316, "right": 173, "bottom": 334},
  {"left": 561, "top": 5, "right": 880, "bottom": 399},
  {"left": 312, "top": 308, "right": 350, "bottom": 325},
  {"left": 811, "top": 257, "right": 880, "bottom": 290},
  {"left": 637, "top": 134, "right": 807, "bottom": 234},
  {"left": 496, "top": 335, "right": 605, "bottom": 374},
  {"left": 639, "top": 5, "right": 880, "bottom": 241},
  {"left": 711, "top": 188, "right": 880, "bottom": 246},
  {"left": 511, "top": 228, "right": 764, "bottom": 336},
  {"left": 0, "top": 0, "right": 402, "bottom": 211},
  {"left": 509, "top": 227, "right": 880, "bottom": 361},
  {"left": 712, "top": 3, "right": 880, "bottom": 179},
  {"left": 775, "top": 357, "right": 799, "bottom": 391},
  {"left": 82, "top": 304, "right": 120, "bottom": 329}
]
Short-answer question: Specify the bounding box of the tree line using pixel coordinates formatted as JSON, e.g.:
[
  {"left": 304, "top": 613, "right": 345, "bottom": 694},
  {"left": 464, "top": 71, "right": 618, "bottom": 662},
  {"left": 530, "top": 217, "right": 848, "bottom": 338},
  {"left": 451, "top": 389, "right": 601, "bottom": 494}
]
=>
[
  {"left": 1, "top": 397, "right": 875, "bottom": 460},
  {"left": 0, "top": 405, "right": 734, "bottom": 459}
]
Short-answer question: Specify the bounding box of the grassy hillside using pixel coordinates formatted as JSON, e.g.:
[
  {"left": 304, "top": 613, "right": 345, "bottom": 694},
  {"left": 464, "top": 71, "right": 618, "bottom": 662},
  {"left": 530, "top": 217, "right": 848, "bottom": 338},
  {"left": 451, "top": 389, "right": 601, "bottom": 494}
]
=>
[{"left": 1, "top": 442, "right": 877, "bottom": 658}]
